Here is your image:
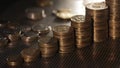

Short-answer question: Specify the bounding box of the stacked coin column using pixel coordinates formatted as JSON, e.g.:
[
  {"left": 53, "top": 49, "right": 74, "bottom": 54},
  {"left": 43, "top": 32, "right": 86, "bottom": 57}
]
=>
[
  {"left": 38, "top": 36, "right": 58, "bottom": 58},
  {"left": 71, "top": 15, "right": 92, "bottom": 48},
  {"left": 85, "top": 2, "right": 109, "bottom": 42},
  {"left": 53, "top": 25, "right": 75, "bottom": 53},
  {"left": 106, "top": 0, "right": 120, "bottom": 39}
]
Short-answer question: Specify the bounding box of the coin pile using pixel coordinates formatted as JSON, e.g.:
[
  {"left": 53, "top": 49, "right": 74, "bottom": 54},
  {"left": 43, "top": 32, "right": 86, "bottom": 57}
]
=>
[
  {"left": 52, "top": 25, "right": 75, "bottom": 53},
  {"left": 21, "top": 47, "right": 40, "bottom": 63},
  {"left": 71, "top": 15, "right": 92, "bottom": 48},
  {"left": 85, "top": 2, "right": 109, "bottom": 42},
  {"left": 38, "top": 36, "right": 58, "bottom": 58},
  {"left": 106, "top": 0, "right": 120, "bottom": 39}
]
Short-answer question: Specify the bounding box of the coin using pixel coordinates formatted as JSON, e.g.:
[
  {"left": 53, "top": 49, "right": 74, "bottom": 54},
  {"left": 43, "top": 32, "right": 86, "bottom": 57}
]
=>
[
  {"left": 21, "top": 31, "right": 38, "bottom": 43},
  {"left": 21, "top": 47, "right": 40, "bottom": 63},
  {"left": 7, "top": 55, "right": 23, "bottom": 66},
  {"left": 0, "top": 35, "right": 8, "bottom": 48},
  {"left": 25, "top": 8, "right": 46, "bottom": 20},
  {"left": 53, "top": 25, "right": 73, "bottom": 36},
  {"left": 32, "top": 24, "right": 50, "bottom": 36}
]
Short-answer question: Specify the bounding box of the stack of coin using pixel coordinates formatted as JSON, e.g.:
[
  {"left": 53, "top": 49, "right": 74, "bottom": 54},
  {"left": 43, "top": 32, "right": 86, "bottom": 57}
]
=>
[
  {"left": 71, "top": 15, "right": 92, "bottom": 48},
  {"left": 85, "top": 2, "right": 109, "bottom": 42},
  {"left": 106, "top": 0, "right": 120, "bottom": 39},
  {"left": 21, "top": 47, "right": 40, "bottom": 63},
  {"left": 38, "top": 36, "right": 58, "bottom": 58},
  {"left": 52, "top": 25, "right": 75, "bottom": 53},
  {"left": 7, "top": 55, "right": 23, "bottom": 67}
]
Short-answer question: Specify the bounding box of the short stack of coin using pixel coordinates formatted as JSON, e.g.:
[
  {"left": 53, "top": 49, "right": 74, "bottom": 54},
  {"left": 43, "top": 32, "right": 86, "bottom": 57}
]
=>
[
  {"left": 7, "top": 55, "right": 23, "bottom": 67},
  {"left": 38, "top": 36, "right": 58, "bottom": 58},
  {"left": 106, "top": 0, "right": 120, "bottom": 39},
  {"left": 71, "top": 15, "right": 92, "bottom": 48},
  {"left": 85, "top": 2, "right": 109, "bottom": 42},
  {"left": 21, "top": 47, "right": 40, "bottom": 63},
  {"left": 52, "top": 25, "right": 75, "bottom": 53}
]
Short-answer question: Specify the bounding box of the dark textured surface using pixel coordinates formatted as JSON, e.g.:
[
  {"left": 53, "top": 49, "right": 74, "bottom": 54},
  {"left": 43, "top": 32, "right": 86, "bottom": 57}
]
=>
[
  {"left": 0, "top": 39, "right": 120, "bottom": 68},
  {"left": 0, "top": 0, "right": 120, "bottom": 68}
]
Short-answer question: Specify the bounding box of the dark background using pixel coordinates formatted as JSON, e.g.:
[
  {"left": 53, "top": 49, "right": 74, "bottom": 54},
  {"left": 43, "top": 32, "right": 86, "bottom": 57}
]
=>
[{"left": 0, "top": 0, "right": 18, "bottom": 14}]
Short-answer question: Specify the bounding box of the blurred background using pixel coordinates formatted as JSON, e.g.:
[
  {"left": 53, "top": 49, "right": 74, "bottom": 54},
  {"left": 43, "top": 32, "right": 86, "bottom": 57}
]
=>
[
  {"left": 0, "top": 0, "right": 18, "bottom": 13},
  {"left": 0, "top": 0, "right": 105, "bottom": 15}
]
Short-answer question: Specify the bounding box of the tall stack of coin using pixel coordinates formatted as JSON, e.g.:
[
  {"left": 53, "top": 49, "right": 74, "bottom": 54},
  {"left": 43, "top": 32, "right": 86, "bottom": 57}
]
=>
[
  {"left": 85, "top": 2, "right": 109, "bottom": 42},
  {"left": 106, "top": 0, "right": 120, "bottom": 39},
  {"left": 71, "top": 15, "right": 92, "bottom": 48},
  {"left": 52, "top": 25, "right": 75, "bottom": 53},
  {"left": 38, "top": 36, "right": 58, "bottom": 58}
]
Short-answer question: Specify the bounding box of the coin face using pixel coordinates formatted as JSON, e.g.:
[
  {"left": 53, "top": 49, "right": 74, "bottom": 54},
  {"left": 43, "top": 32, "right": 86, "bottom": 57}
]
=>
[
  {"left": 86, "top": 2, "right": 108, "bottom": 10},
  {"left": 53, "top": 25, "right": 71, "bottom": 33},
  {"left": 71, "top": 15, "right": 85, "bottom": 23}
]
